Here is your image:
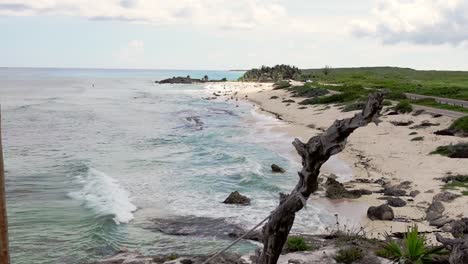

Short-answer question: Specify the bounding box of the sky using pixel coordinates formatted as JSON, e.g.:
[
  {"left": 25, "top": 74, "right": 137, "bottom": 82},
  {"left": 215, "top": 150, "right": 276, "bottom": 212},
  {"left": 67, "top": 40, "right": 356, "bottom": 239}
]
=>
[{"left": 1, "top": 0, "right": 468, "bottom": 70}]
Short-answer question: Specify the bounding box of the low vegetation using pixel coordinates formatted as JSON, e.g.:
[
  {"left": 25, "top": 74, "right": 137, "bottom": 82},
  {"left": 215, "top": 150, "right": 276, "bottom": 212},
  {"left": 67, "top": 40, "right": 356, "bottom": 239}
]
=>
[
  {"left": 442, "top": 174, "right": 468, "bottom": 195},
  {"left": 450, "top": 116, "right": 468, "bottom": 134},
  {"left": 286, "top": 236, "right": 310, "bottom": 252},
  {"left": 430, "top": 143, "right": 468, "bottom": 158},
  {"left": 411, "top": 98, "right": 468, "bottom": 114},
  {"left": 377, "top": 225, "right": 445, "bottom": 264},
  {"left": 394, "top": 100, "right": 413, "bottom": 113},
  {"left": 334, "top": 246, "right": 364, "bottom": 264},
  {"left": 411, "top": 136, "right": 424, "bottom": 141},
  {"left": 273, "top": 80, "right": 292, "bottom": 90},
  {"left": 301, "top": 66, "right": 468, "bottom": 100}
]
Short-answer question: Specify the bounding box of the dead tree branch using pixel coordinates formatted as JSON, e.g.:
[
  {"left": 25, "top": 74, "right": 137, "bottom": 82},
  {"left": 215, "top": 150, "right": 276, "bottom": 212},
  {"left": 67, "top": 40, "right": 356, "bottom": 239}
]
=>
[{"left": 258, "top": 92, "right": 385, "bottom": 264}]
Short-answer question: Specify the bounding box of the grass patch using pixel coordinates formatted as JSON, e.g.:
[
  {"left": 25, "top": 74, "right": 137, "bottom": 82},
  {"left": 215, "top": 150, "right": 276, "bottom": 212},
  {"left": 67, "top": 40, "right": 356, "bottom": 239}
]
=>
[
  {"left": 334, "top": 246, "right": 364, "bottom": 264},
  {"left": 342, "top": 101, "right": 366, "bottom": 112},
  {"left": 286, "top": 236, "right": 310, "bottom": 252},
  {"left": 450, "top": 116, "right": 468, "bottom": 133},
  {"left": 301, "top": 66, "right": 468, "bottom": 100},
  {"left": 287, "top": 83, "right": 329, "bottom": 98},
  {"left": 442, "top": 174, "right": 468, "bottom": 195},
  {"left": 394, "top": 100, "right": 413, "bottom": 113},
  {"left": 273, "top": 80, "right": 292, "bottom": 90},
  {"left": 411, "top": 98, "right": 468, "bottom": 114},
  {"left": 377, "top": 225, "right": 446, "bottom": 264},
  {"left": 430, "top": 143, "right": 468, "bottom": 158}
]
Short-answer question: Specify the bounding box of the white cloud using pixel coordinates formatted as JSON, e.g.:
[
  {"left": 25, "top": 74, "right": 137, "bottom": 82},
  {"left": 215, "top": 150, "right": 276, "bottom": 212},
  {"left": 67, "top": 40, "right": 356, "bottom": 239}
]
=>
[
  {"left": 115, "top": 40, "right": 144, "bottom": 65},
  {"left": 0, "top": 0, "right": 291, "bottom": 30},
  {"left": 351, "top": 0, "right": 468, "bottom": 45}
]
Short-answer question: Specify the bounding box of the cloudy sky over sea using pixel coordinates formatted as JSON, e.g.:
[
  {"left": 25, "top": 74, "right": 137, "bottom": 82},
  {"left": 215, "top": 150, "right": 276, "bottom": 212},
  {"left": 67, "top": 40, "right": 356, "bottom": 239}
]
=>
[{"left": 1, "top": 0, "right": 468, "bottom": 70}]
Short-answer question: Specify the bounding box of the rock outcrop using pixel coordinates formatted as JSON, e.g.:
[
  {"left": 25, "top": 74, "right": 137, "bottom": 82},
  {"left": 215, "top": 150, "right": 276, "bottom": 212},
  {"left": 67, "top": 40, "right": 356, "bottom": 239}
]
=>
[
  {"left": 367, "top": 204, "right": 394, "bottom": 220},
  {"left": 223, "top": 191, "right": 251, "bottom": 205}
]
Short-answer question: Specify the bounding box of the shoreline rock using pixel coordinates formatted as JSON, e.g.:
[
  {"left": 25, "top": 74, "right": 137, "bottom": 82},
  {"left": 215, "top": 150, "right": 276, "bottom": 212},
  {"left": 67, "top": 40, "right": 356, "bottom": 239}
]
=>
[{"left": 223, "top": 191, "right": 251, "bottom": 205}]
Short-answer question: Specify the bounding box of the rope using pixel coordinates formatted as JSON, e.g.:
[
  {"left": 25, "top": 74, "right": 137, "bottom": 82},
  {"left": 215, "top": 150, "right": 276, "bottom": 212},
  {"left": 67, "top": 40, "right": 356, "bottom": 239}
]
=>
[{"left": 201, "top": 215, "right": 270, "bottom": 264}]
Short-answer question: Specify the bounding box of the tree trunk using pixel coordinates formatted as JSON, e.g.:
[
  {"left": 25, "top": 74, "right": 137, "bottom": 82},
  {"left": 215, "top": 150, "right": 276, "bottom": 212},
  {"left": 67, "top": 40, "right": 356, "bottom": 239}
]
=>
[{"left": 258, "top": 92, "right": 385, "bottom": 264}]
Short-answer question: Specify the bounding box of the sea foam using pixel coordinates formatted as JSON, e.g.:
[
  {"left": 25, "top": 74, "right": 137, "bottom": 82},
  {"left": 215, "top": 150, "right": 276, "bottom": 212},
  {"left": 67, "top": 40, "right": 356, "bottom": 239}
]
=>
[{"left": 68, "top": 168, "right": 137, "bottom": 224}]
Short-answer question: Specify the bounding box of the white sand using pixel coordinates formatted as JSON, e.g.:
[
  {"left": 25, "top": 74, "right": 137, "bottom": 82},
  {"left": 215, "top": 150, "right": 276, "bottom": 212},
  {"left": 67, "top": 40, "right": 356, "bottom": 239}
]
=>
[{"left": 206, "top": 81, "right": 468, "bottom": 237}]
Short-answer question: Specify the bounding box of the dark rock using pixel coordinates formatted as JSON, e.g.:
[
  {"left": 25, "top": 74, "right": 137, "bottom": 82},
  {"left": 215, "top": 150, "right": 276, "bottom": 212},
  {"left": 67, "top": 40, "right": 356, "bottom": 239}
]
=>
[
  {"left": 412, "top": 109, "right": 425, "bottom": 116},
  {"left": 282, "top": 99, "right": 295, "bottom": 103},
  {"left": 223, "top": 191, "right": 251, "bottom": 205},
  {"left": 434, "top": 129, "right": 455, "bottom": 136},
  {"left": 181, "top": 259, "right": 193, "bottom": 264},
  {"left": 390, "top": 120, "right": 414, "bottom": 126},
  {"left": 325, "top": 178, "right": 361, "bottom": 199},
  {"left": 271, "top": 164, "right": 285, "bottom": 173},
  {"left": 353, "top": 178, "right": 372, "bottom": 183},
  {"left": 410, "top": 121, "right": 440, "bottom": 129},
  {"left": 428, "top": 201, "right": 445, "bottom": 214},
  {"left": 270, "top": 96, "right": 279, "bottom": 99},
  {"left": 433, "top": 192, "right": 461, "bottom": 203},
  {"left": 430, "top": 216, "right": 453, "bottom": 227},
  {"left": 367, "top": 204, "right": 394, "bottom": 220},
  {"left": 431, "top": 113, "right": 443, "bottom": 118},
  {"left": 387, "top": 197, "right": 407, "bottom": 207},
  {"left": 387, "top": 111, "right": 399, "bottom": 116},
  {"left": 374, "top": 178, "right": 388, "bottom": 185},
  {"left": 450, "top": 218, "right": 468, "bottom": 238},
  {"left": 383, "top": 186, "right": 407, "bottom": 197},
  {"left": 410, "top": 190, "right": 420, "bottom": 197},
  {"left": 398, "top": 181, "right": 412, "bottom": 189},
  {"left": 349, "top": 189, "right": 373, "bottom": 196}
]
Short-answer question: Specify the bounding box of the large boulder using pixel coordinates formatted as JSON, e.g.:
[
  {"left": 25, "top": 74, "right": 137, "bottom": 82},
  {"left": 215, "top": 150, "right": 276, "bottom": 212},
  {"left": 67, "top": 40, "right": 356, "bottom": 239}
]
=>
[
  {"left": 433, "top": 191, "right": 461, "bottom": 203},
  {"left": 325, "top": 178, "right": 361, "bottom": 199},
  {"left": 271, "top": 164, "right": 286, "bottom": 173},
  {"left": 367, "top": 204, "right": 394, "bottom": 220},
  {"left": 223, "top": 191, "right": 251, "bottom": 205},
  {"left": 387, "top": 197, "right": 407, "bottom": 207}
]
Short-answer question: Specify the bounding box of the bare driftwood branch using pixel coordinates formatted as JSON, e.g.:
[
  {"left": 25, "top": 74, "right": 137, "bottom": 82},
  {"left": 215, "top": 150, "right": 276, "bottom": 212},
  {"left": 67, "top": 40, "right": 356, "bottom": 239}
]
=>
[
  {"left": 436, "top": 233, "right": 468, "bottom": 264},
  {"left": 258, "top": 92, "right": 385, "bottom": 264}
]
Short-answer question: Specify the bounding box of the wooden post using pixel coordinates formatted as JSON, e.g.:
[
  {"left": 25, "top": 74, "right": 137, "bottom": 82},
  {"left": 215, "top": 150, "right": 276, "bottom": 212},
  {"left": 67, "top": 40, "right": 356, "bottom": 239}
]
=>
[{"left": 0, "top": 107, "right": 10, "bottom": 264}]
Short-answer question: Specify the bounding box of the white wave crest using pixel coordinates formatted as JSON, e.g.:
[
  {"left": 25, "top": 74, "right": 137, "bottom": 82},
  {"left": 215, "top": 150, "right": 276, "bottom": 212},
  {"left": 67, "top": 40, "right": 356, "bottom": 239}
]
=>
[{"left": 68, "top": 168, "right": 137, "bottom": 224}]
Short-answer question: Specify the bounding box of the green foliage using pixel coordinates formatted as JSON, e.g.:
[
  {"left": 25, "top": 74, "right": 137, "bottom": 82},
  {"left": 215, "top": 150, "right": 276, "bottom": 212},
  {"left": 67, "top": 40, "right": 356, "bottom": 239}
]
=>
[
  {"left": 334, "top": 246, "right": 364, "bottom": 264},
  {"left": 300, "top": 66, "right": 468, "bottom": 100},
  {"left": 394, "top": 100, "right": 413, "bottom": 113},
  {"left": 288, "top": 83, "right": 329, "bottom": 98},
  {"left": 240, "top": 65, "right": 300, "bottom": 82},
  {"left": 450, "top": 116, "right": 468, "bottom": 133},
  {"left": 379, "top": 225, "right": 446, "bottom": 264},
  {"left": 442, "top": 175, "right": 468, "bottom": 195},
  {"left": 411, "top": 98, "right": 468, "bottom": 114},
  {"left": 342, "top": 101, "right": 366, "bottom": 112},
  {"left": 386, "top": 91, "right": 407, "bottom": 100},
  {"left": 431, "top": 143, "right": 468, "bottom": 158},
  {"left": 273, "top": 80, "right": 292, "bottom": 90},
  {"left": 286, "top": 236, "right": 310, "bottom": 252}
]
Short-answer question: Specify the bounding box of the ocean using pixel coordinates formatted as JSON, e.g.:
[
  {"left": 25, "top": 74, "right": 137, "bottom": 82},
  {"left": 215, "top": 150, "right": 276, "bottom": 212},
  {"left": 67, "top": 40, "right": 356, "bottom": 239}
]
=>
[{"left": 0, "top": 68, "right": 344, "bottom": 263}]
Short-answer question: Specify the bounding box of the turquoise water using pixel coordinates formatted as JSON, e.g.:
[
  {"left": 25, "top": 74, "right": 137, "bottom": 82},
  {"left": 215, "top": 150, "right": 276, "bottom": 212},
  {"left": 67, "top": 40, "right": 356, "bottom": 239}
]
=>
[{"left": 0, "top": 68, "right": 337, "bottom": 263}]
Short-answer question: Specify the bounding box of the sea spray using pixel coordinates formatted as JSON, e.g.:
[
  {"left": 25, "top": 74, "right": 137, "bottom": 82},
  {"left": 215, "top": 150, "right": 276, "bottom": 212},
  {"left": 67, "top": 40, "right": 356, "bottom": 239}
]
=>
[{"left": 68, "top": 168, "right": 137, "bottom": 224}]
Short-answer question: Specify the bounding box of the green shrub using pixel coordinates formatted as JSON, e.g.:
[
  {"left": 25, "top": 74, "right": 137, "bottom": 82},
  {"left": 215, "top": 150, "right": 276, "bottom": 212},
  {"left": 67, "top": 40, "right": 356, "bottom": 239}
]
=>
[
  {"left": 442, "top": 174, "right": 468, "bottom": 195},
  {"left": 379, "top": 225, "right": 445, "bottom": 264},
  {"left": 449, "top": 116, "right": 468, "bottom": 133},
  {"left": 394, "top": 100, "right": 413, "bottom": 113},
  {"left": 334, "top": 246, "right": 364, "bottom": 264},
  {"left": 431, "top": 143, "right": 468, "bottom": 158},
  {"left": 273, "top": 80, "right": 292, "bottom": 90},
  {"left": 286, "top": 236, "right": 310, "bottom": 252},
  {"left": 342, "top": 101, "right": 366, "bottom": 112},
  {"left": 386, "top": 91, "right": 407, "bottom": 100}
]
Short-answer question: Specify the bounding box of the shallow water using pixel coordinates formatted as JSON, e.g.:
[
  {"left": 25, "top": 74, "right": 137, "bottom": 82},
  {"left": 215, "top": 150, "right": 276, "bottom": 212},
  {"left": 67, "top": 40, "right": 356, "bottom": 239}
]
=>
[{"left": 0, "top": 68, "right": 343, "bottom": 263}]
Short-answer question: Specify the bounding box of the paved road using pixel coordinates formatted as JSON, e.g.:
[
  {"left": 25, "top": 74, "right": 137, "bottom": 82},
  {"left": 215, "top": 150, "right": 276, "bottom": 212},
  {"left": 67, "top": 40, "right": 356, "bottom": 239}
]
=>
[{"left": 405, "top": 93, "right": 468, "bottom": 108}]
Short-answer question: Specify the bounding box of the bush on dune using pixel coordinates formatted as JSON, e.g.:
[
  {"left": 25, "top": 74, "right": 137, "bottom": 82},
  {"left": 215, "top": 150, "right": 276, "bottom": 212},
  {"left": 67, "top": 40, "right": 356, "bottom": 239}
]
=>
[
  {"left": 394, "top": 100, "right": 413, "bottom": 113},
  {"left": 431, "top": 143, "right": 468, "bottom": 158},
  {"left": 273, "top": 80, "right": 292, "bottom": 90}
]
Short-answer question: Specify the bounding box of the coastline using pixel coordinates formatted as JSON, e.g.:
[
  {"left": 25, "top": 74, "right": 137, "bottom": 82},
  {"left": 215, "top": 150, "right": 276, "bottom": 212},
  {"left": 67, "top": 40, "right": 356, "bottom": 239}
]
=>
[{"left": 205, "top": 81, "right": 468, "bottom": 237}]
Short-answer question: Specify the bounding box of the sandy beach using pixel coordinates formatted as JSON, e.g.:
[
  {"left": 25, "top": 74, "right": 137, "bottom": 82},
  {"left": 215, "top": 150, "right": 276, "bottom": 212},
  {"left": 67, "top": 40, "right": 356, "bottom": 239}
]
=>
[{"left": 206, "top": 81, "right": 468, "bottom": 238}]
